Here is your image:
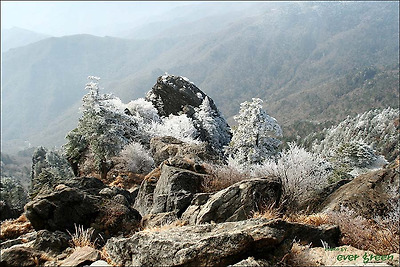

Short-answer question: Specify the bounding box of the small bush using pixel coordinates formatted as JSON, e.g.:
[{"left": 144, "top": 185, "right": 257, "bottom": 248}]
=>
[{"left": 251, "top": 143, "right": 331, "bottom": 207}]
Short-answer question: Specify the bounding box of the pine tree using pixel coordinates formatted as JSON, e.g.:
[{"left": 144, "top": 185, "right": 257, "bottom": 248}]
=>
[{"left": 227, "top": 98, "right": 282, "bottom": 165}]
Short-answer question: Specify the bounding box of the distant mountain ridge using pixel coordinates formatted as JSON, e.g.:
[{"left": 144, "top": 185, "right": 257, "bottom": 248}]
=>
[
  {"left": 1, "top": 2, "right": 399, "bottom": 152},
  {"left": 1, "top": 27, "right": 51, "bottom": 52}
]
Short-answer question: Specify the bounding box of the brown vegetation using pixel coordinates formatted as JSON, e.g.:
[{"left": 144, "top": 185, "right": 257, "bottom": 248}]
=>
[
  {"left": 0, "top": 214, "right": 32, "bottom": 241},
  {"left": 201, "top": 164, "right": 249, "bottom": 193}
]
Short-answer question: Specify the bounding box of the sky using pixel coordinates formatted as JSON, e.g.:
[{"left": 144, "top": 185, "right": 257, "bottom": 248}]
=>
[{"left": 1, "top": 1, "right": 192, "bottom": 37}]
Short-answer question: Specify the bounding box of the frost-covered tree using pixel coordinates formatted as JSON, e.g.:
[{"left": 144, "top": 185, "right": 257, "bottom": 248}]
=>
[
  {"left": 312, "top": 107, "right": 399, "bottom": 162},
  {"left": 226, "top": 98, "right": 282, "bottom": 165},
  {"left": 64, "top": 77, "right": 141, "bottom": 179},
  {"left": 194, "top": 96, "right": 231, "bottom": 152},
  {"left": 31, "top": 146, "right": 74, "bottom": 198},
  {"left": 0, "top": 177, "right": 28, "bottom": 220}
]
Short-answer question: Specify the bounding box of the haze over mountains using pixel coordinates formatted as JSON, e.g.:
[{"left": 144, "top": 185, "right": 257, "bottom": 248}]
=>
[{"left": 2, "top": 1, "right": 399, "bottom": 153}]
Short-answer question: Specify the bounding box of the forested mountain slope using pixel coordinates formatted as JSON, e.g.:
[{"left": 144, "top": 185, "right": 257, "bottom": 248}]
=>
[{"left": 2, "top": 2, "right": 398, "bottom": 151}]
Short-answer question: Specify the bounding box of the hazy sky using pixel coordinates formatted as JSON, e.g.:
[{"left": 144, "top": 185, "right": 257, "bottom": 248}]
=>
[{"left": 1, "top": 1, "right": 192, "bottom": 36}]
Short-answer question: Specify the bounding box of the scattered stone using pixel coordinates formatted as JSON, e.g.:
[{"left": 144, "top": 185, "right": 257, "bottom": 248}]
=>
[
  {"left": 59, "top": 246, "right": 101, "bottom": 267},
  {"left": 89, "top": 260, "right": 112, "bottom": 266}
]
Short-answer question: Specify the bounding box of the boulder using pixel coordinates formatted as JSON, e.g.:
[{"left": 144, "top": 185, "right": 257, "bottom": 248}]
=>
[
  {"left": 151, "top": 165, "right": 205, "bottom": 216},
  {"left": 134, "top": 164, "right": 205, "bottom": 217},
  {"left": 32, "top": 230, "right": 71, "bottom": 256},
  {"left": 229, "top": 257, "right": 270, "bottom": 266},
  {"left": 104, "top": 218, "right": 340, "bottom": 266},
  {"left": 59, "top": 246, "right": 101, "bottom": 267},
  {"left": 318, "top": 166, "right": 399, "bottom": 218},
  {"left": 24, "top": 186, "right": 99, "bottom": 232},
  {"left": 182, "top": 177, "right": 282, "bottom": 224},
  {"left": 146, "top": 75, "right": 231, "bottom": 151}
]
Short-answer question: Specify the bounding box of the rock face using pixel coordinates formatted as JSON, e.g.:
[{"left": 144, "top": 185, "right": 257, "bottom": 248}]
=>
[
  {"left": 133, "top": 164, "right": 205, "bottom": 217},
  {"left": 104, "top": 218, "right": 340, "bottom": 266},
  {"left": 182, "top": 177, "right": 282, "bottom": 224},
  {"left": 24, "top": 177, "right": 141, "bottom": 235},
  {"left": 318, "top": 166, "right": 399, "bottom": 218}
]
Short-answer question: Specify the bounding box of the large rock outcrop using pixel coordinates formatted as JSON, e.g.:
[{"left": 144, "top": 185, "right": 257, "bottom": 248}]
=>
[
  {"left": 24, "top": 177, "right": 141, "bottom": 235},
  {"left": 182, "top": 177, "right": 282, "bottom": 224},
  {"left": 146, "top": 74, "right": 218, "bottom": 117},
  {"left": 318, "top": 166, "right": 399, "bottom": 218},
  {"left": 104, "top": 218, "right": 340, "bottom": 266},
  {"left": 145, "top": 74, "right": 231, "bottom": 151}
]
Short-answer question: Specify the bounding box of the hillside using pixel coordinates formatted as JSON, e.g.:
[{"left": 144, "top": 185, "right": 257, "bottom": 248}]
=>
[{"left": 1, "top": 1, "right": 399, "bottom": 152}]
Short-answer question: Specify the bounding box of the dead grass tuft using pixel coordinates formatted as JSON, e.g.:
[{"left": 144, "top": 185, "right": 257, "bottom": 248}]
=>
[
  {"left": 0, "top": 214, "right": 33, "bottom": 241},
  {"left": 67, "top": 224, "right": 97, "bottom": 248},
  {"left": 144, "top": 166, "right": 161, "bottom": 182},
  {"left": 284, "top": 213, "right": 330, "bottom": 227}
]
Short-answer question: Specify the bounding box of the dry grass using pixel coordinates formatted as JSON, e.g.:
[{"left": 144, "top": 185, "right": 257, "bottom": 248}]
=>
[
  {"left": 325, "top": 207, "right": 399, "bottom": 255},
  {"left": 201, "top": 164, "right": 249, "bottom": 193},
  {"left": 0, "top": 214, "right": 33, "bottom": 241},
  {"left": 144, "top": 166, "right": 161, "bottom": 182},
  {"left": 67, "top": 224, "right": 97, "bottom": 248},
  {"left": 108, "top": 172, "right": 145, "bottom": 189},
  {"left": 253, "top": 203, "right": 283, "bottom": 220},
  {"left": 140, "top": 220, "right": 187, "bottom": 233},
  {"left": 284, "top": 213, "right": 330, "bottom": 227}
]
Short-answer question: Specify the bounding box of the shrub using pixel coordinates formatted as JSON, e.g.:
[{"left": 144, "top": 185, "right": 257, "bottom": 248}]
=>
[
  {"left": 326, "top": 206, "right": 399, "bottom": 255},
  {"left": 116, "top": 142, "right": 154, "bottom": 174},
  {"left": 251, "top": 143, "right": 331, "bottom": 207}
]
